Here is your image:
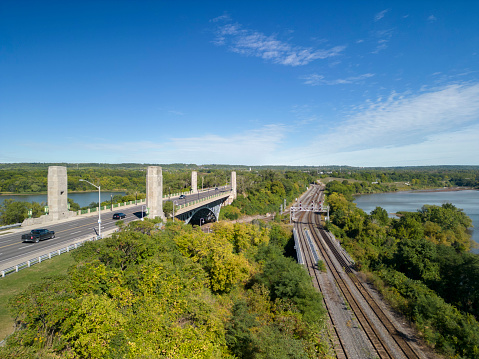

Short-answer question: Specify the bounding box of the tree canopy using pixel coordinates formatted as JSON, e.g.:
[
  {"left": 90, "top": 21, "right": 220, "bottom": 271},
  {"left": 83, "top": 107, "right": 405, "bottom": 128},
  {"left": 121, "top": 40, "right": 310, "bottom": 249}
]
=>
[{"left": 0, "top": 220, "right": 329, "bottom": 358}]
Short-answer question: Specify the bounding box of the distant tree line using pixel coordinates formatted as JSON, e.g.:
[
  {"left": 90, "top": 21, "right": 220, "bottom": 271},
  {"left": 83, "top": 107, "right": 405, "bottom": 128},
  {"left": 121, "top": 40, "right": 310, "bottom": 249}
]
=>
[{"left": 322, "top": 167, "right": 479, "bottom": 189}]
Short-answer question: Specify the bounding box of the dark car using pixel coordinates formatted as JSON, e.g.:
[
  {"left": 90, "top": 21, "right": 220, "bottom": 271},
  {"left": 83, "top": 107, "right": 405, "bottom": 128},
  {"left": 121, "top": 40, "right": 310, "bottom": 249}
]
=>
[
  {"left": 22, "top": 229, "right": 55, "bottom": 243},
  {"left": 179, "top": 194, "right": 186, "bottom": 199},
  {"left": 113, "top": 212, "right": 126, "bottom": 220}
]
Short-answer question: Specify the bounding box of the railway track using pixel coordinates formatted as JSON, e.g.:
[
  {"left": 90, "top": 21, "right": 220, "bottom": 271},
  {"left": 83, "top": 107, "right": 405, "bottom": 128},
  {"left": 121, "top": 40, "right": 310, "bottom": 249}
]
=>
[{"left": 294, "top": 185, "right": 422, "bottom": 359}]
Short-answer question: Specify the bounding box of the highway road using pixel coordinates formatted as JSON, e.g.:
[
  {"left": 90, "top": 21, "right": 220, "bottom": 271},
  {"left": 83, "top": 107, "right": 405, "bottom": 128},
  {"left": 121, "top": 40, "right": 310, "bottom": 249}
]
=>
[
  {"left": 0, "top": 187, "right": 231, "bottom": 271},
  {"left": 0, "top": 204, "right": 144, "bottom": 270}
]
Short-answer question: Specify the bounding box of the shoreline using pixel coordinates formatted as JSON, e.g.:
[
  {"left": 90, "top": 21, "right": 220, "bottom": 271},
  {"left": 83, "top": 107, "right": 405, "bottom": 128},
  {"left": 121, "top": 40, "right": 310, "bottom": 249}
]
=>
[
  {"left": 353, "top": 186, "right": 476, "bottom": 197},
  {"left": 410, "top": 187, "right": 476, "bottom": 193}
]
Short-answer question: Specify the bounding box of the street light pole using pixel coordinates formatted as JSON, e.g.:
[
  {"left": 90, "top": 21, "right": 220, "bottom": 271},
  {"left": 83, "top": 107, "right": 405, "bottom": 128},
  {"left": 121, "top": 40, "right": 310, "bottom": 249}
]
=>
[{"left": 80, "top": 179, "right": 101, "bottom": 238}]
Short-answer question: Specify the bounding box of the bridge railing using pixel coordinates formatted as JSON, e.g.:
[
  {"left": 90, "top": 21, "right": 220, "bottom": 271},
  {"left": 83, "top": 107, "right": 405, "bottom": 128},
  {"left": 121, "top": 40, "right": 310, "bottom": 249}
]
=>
[
  {"left": 164, "top": 186, "right": 231, "bottom": 199},
  {"left": 76, "top": 198, "right": 146, "bottom": 216},
  {"left": 175, "top": 190, "right": 231, "bottom": 210}
]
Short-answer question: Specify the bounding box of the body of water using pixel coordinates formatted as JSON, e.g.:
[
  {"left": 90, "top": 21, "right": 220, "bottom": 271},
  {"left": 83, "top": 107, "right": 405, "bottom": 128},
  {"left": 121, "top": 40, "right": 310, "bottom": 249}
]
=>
[
  {"left": 0, "top": 191, "right": 126, "bottom": 208},
  {"left": 354, "top": 190, "right": 479, "bottom": 252}
]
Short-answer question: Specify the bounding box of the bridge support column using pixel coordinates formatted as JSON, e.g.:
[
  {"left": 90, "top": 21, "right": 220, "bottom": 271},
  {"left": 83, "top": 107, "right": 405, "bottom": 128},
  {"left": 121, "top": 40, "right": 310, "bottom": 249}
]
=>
[
  {"left": 146, "top": 166, "right": 166, "bottom": 221},
  {"left": 225, "top": 171, "right": 237, "bottom": 205},
  {"left": 48, "top": 166, "right": 68, "bottom": 220},
  {"left": 191, "top": 171, "right": 198, "bottom": 193},
  {"left": 231, "top": 171, "right": 237, "bottom": 199}
]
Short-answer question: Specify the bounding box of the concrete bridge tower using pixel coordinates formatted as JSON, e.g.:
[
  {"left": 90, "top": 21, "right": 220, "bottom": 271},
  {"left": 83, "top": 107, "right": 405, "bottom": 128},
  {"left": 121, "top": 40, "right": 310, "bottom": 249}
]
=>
[
  {"left": 191, "top": 171, "right": 198, "bottom": 193},
  {"left": 48, "top": 166, "right": 69, "bottom": 220},
  {"left": 146, "top": 166, "right": 166, "bottom": 221},
  {"left": 225, "top": 171, "right": 237, "bottom": 205},
  {"left": 231, "top": 171, "right": 237, "bottom": 199}
]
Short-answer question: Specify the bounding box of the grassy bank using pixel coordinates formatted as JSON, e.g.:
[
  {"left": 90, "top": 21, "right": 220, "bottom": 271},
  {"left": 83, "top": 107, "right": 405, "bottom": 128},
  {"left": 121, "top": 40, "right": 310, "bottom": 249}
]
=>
[{"left": 0, "top": 253, "right": 75, "bottom": 341}]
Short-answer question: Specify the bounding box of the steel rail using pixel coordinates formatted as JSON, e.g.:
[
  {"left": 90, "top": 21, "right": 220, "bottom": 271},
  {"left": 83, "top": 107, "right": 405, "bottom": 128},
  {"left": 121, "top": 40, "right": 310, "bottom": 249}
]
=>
[{"left": 304, "top": 184, "right": 421, "bottom": 359}]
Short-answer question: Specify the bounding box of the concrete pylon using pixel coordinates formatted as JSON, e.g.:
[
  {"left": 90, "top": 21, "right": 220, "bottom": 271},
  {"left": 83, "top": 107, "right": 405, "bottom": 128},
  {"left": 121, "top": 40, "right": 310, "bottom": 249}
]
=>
[
  {"left": 146, "top": 166, "right": 165, "bottom": 221},
  {"left": 191, "top": 171, "right": 198, "bottom": 193},
  {"left": 231, "top": 171, "right": 237, "bottom": 200},
  {"left": 48, "top": 166, "right": 68, "bottom": 220}
]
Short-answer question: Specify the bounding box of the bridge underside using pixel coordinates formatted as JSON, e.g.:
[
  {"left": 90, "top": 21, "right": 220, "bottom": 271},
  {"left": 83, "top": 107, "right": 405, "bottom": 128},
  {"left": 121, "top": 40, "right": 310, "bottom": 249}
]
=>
[
  {"left": 189, "top": 207, "right": 217, "bottom": 225},
  {"left": 175, "top": 198, "right": 226, "bottom": 225}
]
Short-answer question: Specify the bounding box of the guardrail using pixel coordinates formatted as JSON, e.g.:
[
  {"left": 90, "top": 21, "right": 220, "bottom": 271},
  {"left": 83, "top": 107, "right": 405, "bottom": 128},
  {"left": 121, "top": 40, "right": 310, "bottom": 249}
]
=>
[
  {"left": 293, "top": 228, "right": 304, "bottom": 265},
  {"left": 0, "top": 235, "right": 105, "bottom": 278},
  {"left": 304, "top": 229, "right": 320, "bottom": 264},
  {"left": 0, "top": 223, "right": 22, "bottom": 231}
]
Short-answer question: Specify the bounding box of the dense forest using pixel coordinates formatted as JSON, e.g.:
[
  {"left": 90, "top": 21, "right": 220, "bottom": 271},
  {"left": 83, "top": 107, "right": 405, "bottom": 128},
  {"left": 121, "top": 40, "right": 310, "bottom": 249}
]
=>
[
  {"left": 0, "top": 220, "right": 331, "bottom": 358},
  {"left": 324, "top": 180, "right": 479, "bottom": 358}
]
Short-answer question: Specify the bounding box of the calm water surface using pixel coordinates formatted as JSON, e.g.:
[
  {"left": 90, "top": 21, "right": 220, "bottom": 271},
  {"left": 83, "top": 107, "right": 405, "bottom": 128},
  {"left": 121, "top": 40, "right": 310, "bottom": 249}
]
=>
[
  {"left": 0, "top": 192, "right": 126, "bottom": 208},
  {"left": 354, "top": 190, "right": 479, "bottom": 253}
]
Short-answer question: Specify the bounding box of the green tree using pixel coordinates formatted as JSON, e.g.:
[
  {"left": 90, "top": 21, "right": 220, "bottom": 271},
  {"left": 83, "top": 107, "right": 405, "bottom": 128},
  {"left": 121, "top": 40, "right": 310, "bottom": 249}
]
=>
[
  {"left": 0, "top": 199, "right": 28, "bottom": 225},
  {"left": 163, "top": 200, "right": 173, "bottom": 218},
  {"left": 370, "top": 206, "right": 389, "bottom": 226}
]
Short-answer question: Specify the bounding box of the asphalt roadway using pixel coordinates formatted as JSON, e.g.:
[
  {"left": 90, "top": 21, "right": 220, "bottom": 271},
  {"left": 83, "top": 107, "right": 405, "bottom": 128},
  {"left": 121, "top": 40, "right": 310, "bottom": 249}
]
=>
[{"left": 0, "top": 187, "right": 231, "bottom": 272}]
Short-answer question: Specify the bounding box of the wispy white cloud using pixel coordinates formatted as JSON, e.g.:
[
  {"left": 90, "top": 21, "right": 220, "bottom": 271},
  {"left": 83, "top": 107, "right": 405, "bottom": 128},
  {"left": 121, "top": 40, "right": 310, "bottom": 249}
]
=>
[
  {"left": 428, "top": 15, "right": 437, "bottom": 22},
  {"left": 168, "top": 110, "right": 185, "bottom": 116},
  {"left": 317, "top": 83, "right": 479, "bottom": 152},
  {"left": 83, "top": 141, "right": 166, "bottom": 152},
  {"left": 374, "top": 9, "right": 389, "bottom": 22},
  {"left": 314, "top": 124, "right": 479, "bottom": 166},
  {"left": 301, "top": 73, "right": 374, "bottom": 86},
  {"left": 276, "top": 83, "right": 479, "bottom": 166},
  {"left": 290, "top": 104, "right": 319, "bottom": 126},
  {"left": 167, "top": 124, "right": 287, "bottom": 164},
  {"left": 372, "top": 28, "right": 394, "bottom": 53},
  {"left": 25, "top": 125, "right": 288, "bottom": 165},
  {"left": 211, "top": 16, "right": 345, "bottom": 66}
]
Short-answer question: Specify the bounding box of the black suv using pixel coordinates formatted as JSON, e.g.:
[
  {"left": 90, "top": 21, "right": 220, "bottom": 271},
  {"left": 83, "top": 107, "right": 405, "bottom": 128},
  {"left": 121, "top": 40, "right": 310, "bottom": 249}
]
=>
[{"left": 113, "top": 212, "right": 126, "bottom": 220}]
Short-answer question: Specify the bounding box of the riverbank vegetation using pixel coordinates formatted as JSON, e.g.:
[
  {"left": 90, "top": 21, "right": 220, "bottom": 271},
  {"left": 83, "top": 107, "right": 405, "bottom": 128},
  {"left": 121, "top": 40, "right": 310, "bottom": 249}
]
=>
[
  {"left": 0, "top": 220, "right": 330, "bottom": 358},
  {"left": 324, "top": 180, "right": 479, "bottom": 358}
]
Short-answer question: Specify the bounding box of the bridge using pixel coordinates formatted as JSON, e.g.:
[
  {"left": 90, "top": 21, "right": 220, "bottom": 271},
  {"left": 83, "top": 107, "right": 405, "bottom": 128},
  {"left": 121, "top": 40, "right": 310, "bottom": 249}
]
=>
[
  {"left": 22, "top": 166, "right": 237, "bottom": 228},
  {"left": 173, "top": 189, "right": 232, "bottom": 224}
]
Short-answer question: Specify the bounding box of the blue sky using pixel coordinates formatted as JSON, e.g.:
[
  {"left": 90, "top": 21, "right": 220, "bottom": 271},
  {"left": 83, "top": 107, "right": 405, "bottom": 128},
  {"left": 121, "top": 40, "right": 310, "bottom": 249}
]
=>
[{"left": 1, "top": 1, "right": 478, "bottom": 166}]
